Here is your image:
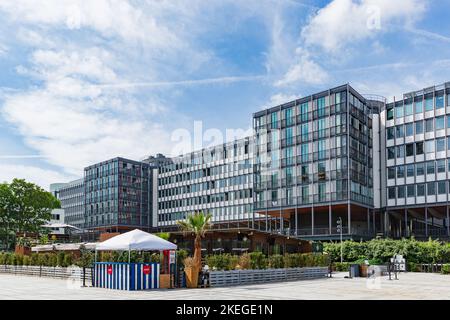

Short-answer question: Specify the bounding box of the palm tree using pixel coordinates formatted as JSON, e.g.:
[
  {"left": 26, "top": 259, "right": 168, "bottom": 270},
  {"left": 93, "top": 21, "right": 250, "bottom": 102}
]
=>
[{"left": 177, "top": 212, "right": 212, "bottom": 269}]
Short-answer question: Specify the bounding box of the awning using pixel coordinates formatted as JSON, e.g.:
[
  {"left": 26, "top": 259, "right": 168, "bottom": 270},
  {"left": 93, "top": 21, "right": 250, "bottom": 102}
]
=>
[{"left": 95, "top": 229, "right": 177, "bottom": 251}]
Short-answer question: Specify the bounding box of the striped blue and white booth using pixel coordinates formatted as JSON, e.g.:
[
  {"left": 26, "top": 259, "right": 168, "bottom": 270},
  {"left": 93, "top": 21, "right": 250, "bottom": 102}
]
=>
[{"left": 94, "top": 262, "right": 160, "bottom": 290}]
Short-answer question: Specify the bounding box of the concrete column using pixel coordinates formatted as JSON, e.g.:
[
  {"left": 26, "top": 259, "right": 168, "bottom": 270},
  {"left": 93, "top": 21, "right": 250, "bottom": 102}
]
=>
[
  {"left": 384, "top": 210, "right": 388, "bottom": 236},
  {"left": 329, "top": 205, "right": 332, "bottom": 235},
  {"left": 447, "top": 206, "right": 450, "bottom": 237},
  {"left": 347, "top": 203, "right": 351, "bottom": 235},
  {"left": 367, "top": 208, "right": 370, "bottom": 235},
  {"left": 425, "top": 207, "right": 428, "bottom": 237},
  {"left": 311, "top": 207, "right": 315, "bottom": 236},
  {"left": 295, "top": 207, "right": 298, "bottom": 236},
  {"left": 404, "top": 208, "right": 408, "bottom": 238}
]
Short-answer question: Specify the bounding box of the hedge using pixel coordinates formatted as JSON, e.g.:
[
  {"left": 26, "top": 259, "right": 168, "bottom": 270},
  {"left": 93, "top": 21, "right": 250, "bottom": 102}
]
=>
[
  {"left": 205, "top": 253, "right": 329, "bottom": 271},
  {"left": 324, "top": 238, "right": 450, "bottom": 264}
]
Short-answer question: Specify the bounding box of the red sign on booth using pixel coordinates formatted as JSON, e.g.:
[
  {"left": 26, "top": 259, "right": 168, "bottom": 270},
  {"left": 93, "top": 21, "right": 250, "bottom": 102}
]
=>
[
  {"left": 107, "top": 265, "right": 113, "bottom": 275},
  {"left": 143, "top": 265, "right": 151, "bottom": 275}
]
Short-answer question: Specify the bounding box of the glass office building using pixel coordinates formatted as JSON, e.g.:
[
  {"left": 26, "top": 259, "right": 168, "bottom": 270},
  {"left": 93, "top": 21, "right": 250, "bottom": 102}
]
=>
[
  {"left": 384, "top": 82, "right": 450, "bottom": 239},
  {"left": 253, "top": 84, "right": 374, "bottom": 240},
  {"left": 84, "top": 157, "right": 153, "bottom": 235},
  {"left": 52, "top": 81, "right": 450, "bottom": 244}
]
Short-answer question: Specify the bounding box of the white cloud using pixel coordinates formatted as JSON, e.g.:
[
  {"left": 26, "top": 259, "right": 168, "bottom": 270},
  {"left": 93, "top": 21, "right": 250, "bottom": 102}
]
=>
[
  {"left": 275, "top": 49, "right": 329, "bottom": 86},
  {"left": 0, "top": 164, "right": 75, "bottom": 190},
  {"left": 301, "top": 0, "right": 427, "bottom": 53},
  {"left": 1, "top": 45, "right": 175, "bottom": 177},
  {"left": 274, "top": 0, "right": 428, "bottom": 87}
]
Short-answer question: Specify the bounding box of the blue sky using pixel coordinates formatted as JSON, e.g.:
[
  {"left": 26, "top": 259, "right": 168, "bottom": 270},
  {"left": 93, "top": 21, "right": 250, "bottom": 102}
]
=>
[{"left": 0, "top": 0, "right": 450, "bottom": 189}]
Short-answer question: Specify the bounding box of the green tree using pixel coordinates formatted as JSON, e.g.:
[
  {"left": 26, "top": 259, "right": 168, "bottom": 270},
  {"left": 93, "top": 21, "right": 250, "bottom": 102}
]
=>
[
  {"left": 9, "top": 179, "right": 60, "bottom": 235},
  {"left": 176, "top": 212, "right": 212, "bottom": 270},
  {"left": 0, "top": 183, "right": 15, "bottom": 250}
]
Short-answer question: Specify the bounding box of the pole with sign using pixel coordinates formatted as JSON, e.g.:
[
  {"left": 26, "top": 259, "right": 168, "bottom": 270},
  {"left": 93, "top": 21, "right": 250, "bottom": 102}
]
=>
[{"left": 337, "top": 217, "right": 343, "bottom": 264}]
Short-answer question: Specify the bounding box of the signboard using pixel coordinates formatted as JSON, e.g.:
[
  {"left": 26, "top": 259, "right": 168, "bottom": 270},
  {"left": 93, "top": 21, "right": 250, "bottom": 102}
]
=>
[
  {"left": 169, "top": 251, "right": 176, "bottom": 264},
  {"left": 390, "top": 255, "right": 406, "bottom": 271},
  {"left": 143, "top": 265, "right": 151, "bottom": 275},
  {"left": 107, "top": 265, "right": 113, "bottom": 275}
]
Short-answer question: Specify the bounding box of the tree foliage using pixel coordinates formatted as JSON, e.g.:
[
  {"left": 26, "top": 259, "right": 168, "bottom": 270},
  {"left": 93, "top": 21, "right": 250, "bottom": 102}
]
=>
[{"left": 0, "top": 179, "right": 60, "bottom": 250}]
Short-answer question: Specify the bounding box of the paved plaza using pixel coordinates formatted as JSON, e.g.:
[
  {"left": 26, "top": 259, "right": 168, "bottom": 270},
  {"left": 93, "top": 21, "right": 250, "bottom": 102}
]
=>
[{"left": 1, "top": 272, "right": 450, "bottom": 300}]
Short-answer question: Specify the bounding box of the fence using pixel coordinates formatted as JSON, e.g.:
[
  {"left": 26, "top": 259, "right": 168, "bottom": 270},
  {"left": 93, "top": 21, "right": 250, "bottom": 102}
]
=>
[
  {"left": 0, "top": 264, "right": 93, "bottom": 285},
  {"left": 209, "top": 267, "right": 328, "bottom": 287}
]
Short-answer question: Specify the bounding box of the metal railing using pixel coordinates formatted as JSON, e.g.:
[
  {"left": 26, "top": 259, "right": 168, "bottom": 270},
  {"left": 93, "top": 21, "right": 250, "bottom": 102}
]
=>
[
  {"left": 0, "top": 265, "right": 93, "bottom": 285},
  {"left": 209, "top": 267, "right": 328, "bottom": 287}
]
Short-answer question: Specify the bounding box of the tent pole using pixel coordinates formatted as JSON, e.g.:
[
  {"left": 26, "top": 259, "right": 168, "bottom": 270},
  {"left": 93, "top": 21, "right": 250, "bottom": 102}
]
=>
[{"left": 128, "top": 248, "right": 131, "bottom": 264}]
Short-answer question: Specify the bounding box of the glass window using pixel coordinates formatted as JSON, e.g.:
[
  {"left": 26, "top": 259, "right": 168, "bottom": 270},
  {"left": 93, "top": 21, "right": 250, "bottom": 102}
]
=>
[
  {"left": 437, "top": 159, "right": 446, "bottom": 173},
  {"left": 395, "top": 104, "right": 404, "bottom": 118},
  {"left": 397, "top": 185, "right": 405, "bottom": 198},
  {"left": 407, "top": 185, "right": 415, "bottom": 198},
  {"left": 425, "top": 119, "right": 434, "bottom": 132},
  {"left": 387, "top": 147, "right": 395, "bottom": 160},
  {"left": 417, "top": 184, "right": 425, "bottom": 196},
  {"left": 448, "top": 137, "right": 450, "bottom": 150},
  {"left": 447, "top": 116, "right": 450, "bottom": 128},
  {"left": 388, "top": 187, "right": 396, "bottom": 199},
  {"left": 425, "top": 97, "right": 434, "bottom": 111},
  {"left": 415, "top": 121, "right": 423, "bottom": 134},
  {"left": 397, "top": 165, "right": 405, "bottom": 178},
  {"left": 396, "top": 145, "right": 404, "bottom": 158},
  {"left": 415, "top": 100, "right": 423, "bottom": 113},
  {"left": 416, "top": 163, "right": 424, "bottom": 176},
  {"left": 405, "top": 102, "right": 413, "bottom": 116},
  {"left": 427, "top": 182, "right": 436, "bottom": 195},
  {"left": 406, "top": 144, "right": 414, "bottom": 157},
  {"left": 425, "top": 140, "right": 435, "bottom": 153},
  {"left": 396, "top": 125, "right": 404, "bottom": 138},
  {"left": 271, "top": 112, "right": 278, "bottom": 129},
  {"left": 405, "top": 123, "right": 414, "bottom": 137},
  {"left": 437, "top": 138, "right": 446, "bottom": 152},
  {"left": 436, "top": 116, "right": 445, "bottom": 130},
  {"left": 387, "top": 106, "right": 394, "bottom": 120},
  {"left": 416, "top": 142, "right": 424, "bottom": 155},
  {"left": 438, "top": 181, "right": 447, "bottom": 194},
  {"left": 388, "top": 167, "right": 396, "bottom": 179},
  {"left": 448, "top": 94, "right": 450, "bottom": 106},
  {"left": 407, "top": 164, "right": 415, "bottom": 177},
  {"left": 387, "top": 127, "right": 395, "bottom": 140},
  {"left": 436, "top": 95, "right": 444, "bottom": 109},
  {"left": 427, "top": 161, "right": 435, "bottom": 174}
]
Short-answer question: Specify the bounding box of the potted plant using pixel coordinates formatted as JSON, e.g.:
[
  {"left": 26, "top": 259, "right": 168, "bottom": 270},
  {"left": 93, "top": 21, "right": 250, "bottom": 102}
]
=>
[
  {"left": 177, "top": 212, "right": 212, "bottom": 288},
  {"left": 183, "top": 257, "right": 199, "bottom": 288},
  {"left": 15, "top": 237, "right": 32, "bottom": 256}
]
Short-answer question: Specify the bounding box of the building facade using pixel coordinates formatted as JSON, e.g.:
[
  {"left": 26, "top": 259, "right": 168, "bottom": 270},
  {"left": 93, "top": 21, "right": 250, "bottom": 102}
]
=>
[
  {"left": 84, "top": 157, "right": 153, "bottom": 236},
  {"left": 253, "top": 84, "right": 374, "bottom": 240},
  {"left": 57, "top": 179, "right": 85, "bottom": 230},
  {"left": 383, "top": 82, "right": 450, "bottom": 239},
  {"left": 52, "top": 81, "right": 450, "bottom": 245}
]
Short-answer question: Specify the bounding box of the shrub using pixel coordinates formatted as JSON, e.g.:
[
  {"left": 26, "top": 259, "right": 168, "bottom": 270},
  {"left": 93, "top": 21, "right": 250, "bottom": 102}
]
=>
[
  {"left": 30, "top": 253, "right": 39, "bottom": 266},
  {"left": 23, "top": 255, "right": 31, "bottom": 266},
  {"left": 408, "top": 262, "right": 418, "bottom": 272},
  {"left": 238, "top": 253, "right": 250, "bottom": 270},
  {"left": 334, "top": 262, "right": 350, "bottom": 272},
  {"left": 101, "top": 252, "right": 112, "bottom": 262},
  {"left": 63, "top": 254, "right": 73, "bottom": 267},
  {"left": 177, "top": 249, "right": 189, "bottom": 267},
  {"left": 57, "top": 252, "right": 65, "bottom": 267},
  {"left": 249, "top": 252, "right": 267, "bottom": 270},
  {"left": 268, "top": 255, "right": 284, "bottom": 269},
  {"left": 47, "top": 253, "right": 57, "bottom": 267},
  {"left": 442, "top": 264, "right": 450, "bottom": 275}
]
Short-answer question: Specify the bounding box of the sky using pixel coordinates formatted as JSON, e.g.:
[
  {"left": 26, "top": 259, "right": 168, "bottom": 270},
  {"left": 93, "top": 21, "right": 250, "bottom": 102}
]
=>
[{"left": 1, "top": 0, "right": 450, "bottom": 189}]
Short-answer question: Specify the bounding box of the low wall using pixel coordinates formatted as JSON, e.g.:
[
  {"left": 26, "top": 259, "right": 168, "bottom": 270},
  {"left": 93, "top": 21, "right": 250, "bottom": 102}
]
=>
[
  {"left": 0, "top": 264, "right": 92, "bottom": 283},
  {"left": 209, "top": 267, "right": 328, "bottom": 287}
]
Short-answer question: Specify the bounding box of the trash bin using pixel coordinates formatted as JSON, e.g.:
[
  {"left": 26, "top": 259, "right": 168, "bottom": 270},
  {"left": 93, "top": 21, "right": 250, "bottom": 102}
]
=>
[{"left": 349, "top": 264, "right": 360, "bottom": 278}]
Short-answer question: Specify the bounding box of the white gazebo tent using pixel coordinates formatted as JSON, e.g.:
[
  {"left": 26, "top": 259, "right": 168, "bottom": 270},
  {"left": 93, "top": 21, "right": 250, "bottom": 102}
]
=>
[{"left": 95, "top": 229, "right": 177, "bottom": 263}]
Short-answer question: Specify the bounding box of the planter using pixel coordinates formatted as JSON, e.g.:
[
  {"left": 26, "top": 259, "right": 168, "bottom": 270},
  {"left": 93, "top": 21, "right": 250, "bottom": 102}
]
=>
[
  {"left": 184, "top": 266, "right": 199, "bottom": 288},
  {"left": 15, "top": 245, "right": 31, "bottom": 256},
  {"left": 159, "top": 274, "right": 174, "bottom": 289},
  {"left": 359, "top": 264, "right": 368, "bottom": 277}
]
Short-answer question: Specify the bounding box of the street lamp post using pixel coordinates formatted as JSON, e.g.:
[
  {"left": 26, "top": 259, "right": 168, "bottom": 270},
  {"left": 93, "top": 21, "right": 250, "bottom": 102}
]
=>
[{"left": 337, "top": 217, "right": 343, "bottom": 263}]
